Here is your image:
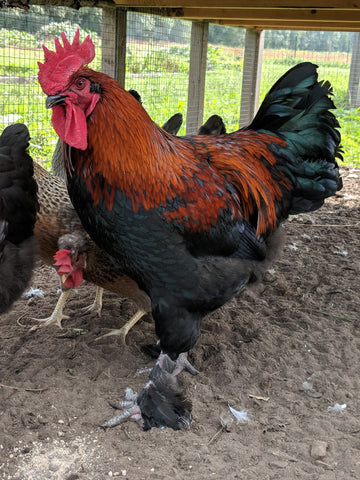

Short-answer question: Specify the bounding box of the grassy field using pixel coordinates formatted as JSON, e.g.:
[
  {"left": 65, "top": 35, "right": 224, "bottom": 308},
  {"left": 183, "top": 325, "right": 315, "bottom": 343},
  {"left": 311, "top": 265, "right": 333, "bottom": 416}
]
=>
[{"left": 0, "top": 38, "right": 358, "bottom": 168}]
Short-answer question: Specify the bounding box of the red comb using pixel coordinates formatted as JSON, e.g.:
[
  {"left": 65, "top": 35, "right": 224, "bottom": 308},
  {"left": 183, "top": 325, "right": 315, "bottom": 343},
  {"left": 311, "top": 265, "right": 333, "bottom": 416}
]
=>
[
  {"left": 54, "top": 249, "right": 71, "bottom": 266},
  {"left": 38, "top": 29, "right": 95, "bottom": 95}
]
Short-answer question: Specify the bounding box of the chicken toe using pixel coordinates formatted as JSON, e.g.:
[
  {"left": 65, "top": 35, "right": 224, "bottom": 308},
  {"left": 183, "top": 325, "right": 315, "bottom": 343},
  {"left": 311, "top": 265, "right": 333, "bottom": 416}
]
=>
[
  {"left": 95, "top": 309, "right": 147, "bottom": 344},
  {"left": 100, "top": 404, "right": 142, "bottom": 428},
  {"left": 29, "top": 289, "right": 71, "bottom": 331},
  {"left": 100, "top": 388, "right": 142, "bottom": 428},
  {"left": 172, "top": 352, "right": 199, "bottom": 376}
]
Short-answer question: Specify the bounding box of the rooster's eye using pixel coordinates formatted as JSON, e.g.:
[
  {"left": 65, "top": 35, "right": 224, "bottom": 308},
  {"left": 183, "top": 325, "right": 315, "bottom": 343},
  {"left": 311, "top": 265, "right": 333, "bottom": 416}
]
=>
[{"left": 75, "top": 78, "right": 86, "bottom": 90}]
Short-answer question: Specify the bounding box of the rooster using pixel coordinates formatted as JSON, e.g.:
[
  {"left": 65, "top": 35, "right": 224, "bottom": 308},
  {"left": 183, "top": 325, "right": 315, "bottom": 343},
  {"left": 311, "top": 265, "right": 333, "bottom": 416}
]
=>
[
  {"left": 35, "top": 112, "right": 222, "bottom": 337},
  {"left": 38, "top": 31, "right": 342, "bottom": 430},
  {"left": 0, "top": 124, "right": 39, "bottom": 313}
]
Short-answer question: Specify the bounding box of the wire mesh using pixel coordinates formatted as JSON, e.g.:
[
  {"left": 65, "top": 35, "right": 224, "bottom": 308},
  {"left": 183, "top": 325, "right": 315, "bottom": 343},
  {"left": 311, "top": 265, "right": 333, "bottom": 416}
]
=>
[
  {"left": 262, "top": 30, "right": 357, "bottom": 162},
  {"left": 0, "top": 6, "right": 358, "bottom": 166},
  {"left": 0, "top": 5, "right": 103, "bottom": 168},
  {"left": 204, "top": 25, "right": 245, "bottom": 133},
  {"left": 124, "top": 11, "right": 191, "bottom": 134},
  {"left": 262, "top": 31, "right": 353, "bottom": 102}
]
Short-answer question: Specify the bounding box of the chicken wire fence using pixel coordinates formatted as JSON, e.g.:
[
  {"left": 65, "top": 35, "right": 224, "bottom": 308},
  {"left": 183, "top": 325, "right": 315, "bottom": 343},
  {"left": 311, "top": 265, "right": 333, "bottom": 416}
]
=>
[{"left": 0, "top": 5, "right": 359, "bottom": 168}]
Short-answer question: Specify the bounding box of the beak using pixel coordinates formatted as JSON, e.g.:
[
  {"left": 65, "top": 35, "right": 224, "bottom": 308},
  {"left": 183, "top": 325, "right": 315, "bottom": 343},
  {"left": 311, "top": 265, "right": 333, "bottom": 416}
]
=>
[{"left": 46, "top": 94, "right": 67, "bottom": 109}]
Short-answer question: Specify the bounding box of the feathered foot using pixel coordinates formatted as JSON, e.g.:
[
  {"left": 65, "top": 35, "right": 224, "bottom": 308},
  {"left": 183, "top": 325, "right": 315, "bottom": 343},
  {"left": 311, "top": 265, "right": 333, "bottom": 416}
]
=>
[
  {"left": 140, "top": 345, "right": 199, "bottom": 376},
  {"left": 140, "top": 344, "right": 199, "bottom": 375},
  {"left": 29, "top": 289, "right": 71, "bottom": 331},
  {"left": 95, "top": 309, "right": 147, "bottom": 344},
  {"left": 82, "top": 286, "right": 103, "bottom": 316},
  {"left": 100, "top": 353, "right": 193, "bottom": 430},
  {"left": 173, "top": 352, "right": 199, "bottom": 376}
]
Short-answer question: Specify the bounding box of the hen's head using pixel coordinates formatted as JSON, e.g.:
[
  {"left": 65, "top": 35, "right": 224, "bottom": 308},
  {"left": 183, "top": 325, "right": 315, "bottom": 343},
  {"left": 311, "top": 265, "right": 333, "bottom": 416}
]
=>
[
  {"left": 54, "top": 232, "right": 88, "bottom": 288},
  {"left": 38, "top": 30, "right": 100, "bottom": 150}
]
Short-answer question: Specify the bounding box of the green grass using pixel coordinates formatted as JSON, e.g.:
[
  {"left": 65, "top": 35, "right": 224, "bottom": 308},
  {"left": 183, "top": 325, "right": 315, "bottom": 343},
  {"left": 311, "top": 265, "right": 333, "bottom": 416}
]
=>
[{"left": 0, "top": 37, "right": 358, "bottom": 168}]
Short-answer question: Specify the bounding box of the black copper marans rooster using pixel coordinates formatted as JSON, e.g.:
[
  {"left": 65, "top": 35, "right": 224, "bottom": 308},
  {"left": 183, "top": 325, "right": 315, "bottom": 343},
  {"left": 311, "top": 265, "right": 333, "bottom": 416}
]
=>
[{"left": 38, "top": 31, "right": 342, "bottom": 430}]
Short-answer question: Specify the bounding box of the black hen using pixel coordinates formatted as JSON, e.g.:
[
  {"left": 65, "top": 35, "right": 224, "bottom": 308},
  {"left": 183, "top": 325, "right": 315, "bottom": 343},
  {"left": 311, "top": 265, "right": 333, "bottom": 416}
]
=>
[{"left": 0, "top": 124, "right": 39, "bottom": 313}]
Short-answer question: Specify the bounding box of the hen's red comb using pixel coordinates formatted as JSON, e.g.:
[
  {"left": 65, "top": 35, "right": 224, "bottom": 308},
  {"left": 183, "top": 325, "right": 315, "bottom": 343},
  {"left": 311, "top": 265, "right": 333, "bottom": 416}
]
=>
[
  {"left": 54, "top": 248, "right": 71, "bottom": 264},
  {"left": 38, "top": 29, "right": 95, "bottom": 95}
]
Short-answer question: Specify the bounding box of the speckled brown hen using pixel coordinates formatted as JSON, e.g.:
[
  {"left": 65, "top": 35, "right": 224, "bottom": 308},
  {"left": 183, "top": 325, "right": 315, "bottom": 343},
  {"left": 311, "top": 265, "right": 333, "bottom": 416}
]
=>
[{"left": 31, "top": 161, "right": 150, "bottom": 340}]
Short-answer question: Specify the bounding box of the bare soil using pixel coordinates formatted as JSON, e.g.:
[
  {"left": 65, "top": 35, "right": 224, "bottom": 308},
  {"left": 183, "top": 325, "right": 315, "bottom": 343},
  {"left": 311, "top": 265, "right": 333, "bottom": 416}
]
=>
[{"left": 0, "top": 167, "right": 359, "bottom": 480}]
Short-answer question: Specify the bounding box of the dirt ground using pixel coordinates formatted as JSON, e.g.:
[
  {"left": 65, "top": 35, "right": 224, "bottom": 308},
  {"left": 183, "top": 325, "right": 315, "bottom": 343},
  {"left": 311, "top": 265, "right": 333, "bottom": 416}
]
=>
[{"left": 0, "top": 167, "right": 359, "bottom": 480}]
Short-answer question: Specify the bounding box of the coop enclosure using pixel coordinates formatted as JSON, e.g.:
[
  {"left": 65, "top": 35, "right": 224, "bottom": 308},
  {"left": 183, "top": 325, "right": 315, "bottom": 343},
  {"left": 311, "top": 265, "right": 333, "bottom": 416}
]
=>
[{"left": 0, "top": 4, "right": 359, "bottom": 167}]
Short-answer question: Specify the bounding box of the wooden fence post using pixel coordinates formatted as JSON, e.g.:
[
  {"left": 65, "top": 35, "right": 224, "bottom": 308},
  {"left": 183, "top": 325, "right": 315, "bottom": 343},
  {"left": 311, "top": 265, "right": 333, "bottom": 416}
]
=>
[
  {"left": 186, "top": 21, "right": 209, "bottom": 135},
  {"left": 102, "top": 7, "right": 127, "bottom": 86},
  {"left": 346, "top": 32, "right": 360, "bottom": 108},
  {"left": 239, "top": 28, "right": 264, "bottom": 128}
]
